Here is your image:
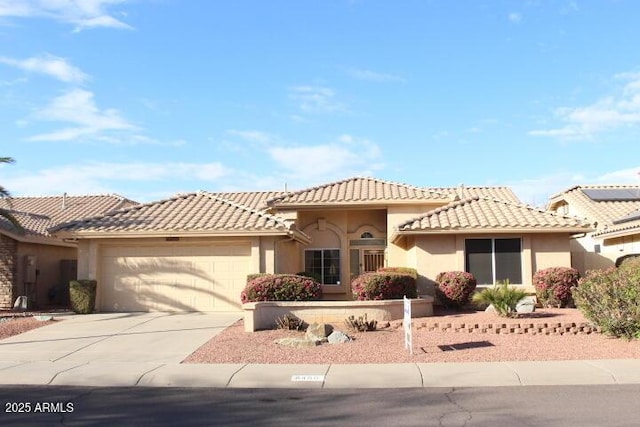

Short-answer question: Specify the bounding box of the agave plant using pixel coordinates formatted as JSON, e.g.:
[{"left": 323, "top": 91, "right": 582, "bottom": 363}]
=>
[{"left": 472, "top": 280, "right": 527, "bottom": 318}]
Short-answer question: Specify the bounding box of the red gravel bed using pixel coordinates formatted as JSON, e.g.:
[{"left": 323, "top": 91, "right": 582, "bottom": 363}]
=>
[
  {"left": 184, "top": 308, "right": 640, "bottom": 364},
  {"left": 0, "top": 317, "right": 56, "bottom": 340}
]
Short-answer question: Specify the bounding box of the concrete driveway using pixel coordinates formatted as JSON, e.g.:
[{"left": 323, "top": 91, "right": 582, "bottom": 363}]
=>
[{"left": 0, "top": 312, "right": 240, "bottom": 364}]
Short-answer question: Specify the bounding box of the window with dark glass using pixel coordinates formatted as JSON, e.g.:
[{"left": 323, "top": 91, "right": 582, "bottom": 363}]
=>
[
  {"left": 465, "top": 238, "right": 522, "bottom": 285},
  {"left": 304, "top": 249, "right": 340, "bottom": 285}
]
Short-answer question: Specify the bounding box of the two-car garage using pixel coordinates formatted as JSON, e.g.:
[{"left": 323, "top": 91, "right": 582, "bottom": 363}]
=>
[{"left": 99, "top": 243, "right": 252, "bottom": 312}]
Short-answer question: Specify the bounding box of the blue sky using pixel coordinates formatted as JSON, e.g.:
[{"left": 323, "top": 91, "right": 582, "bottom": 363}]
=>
[{"left": 1, "top": 1, "right": 639, "bottom": 206}]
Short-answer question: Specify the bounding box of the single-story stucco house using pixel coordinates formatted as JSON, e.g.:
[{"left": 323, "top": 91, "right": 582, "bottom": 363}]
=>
[
  {"left": 50, "top": 177, "right": 592, "bottom": 313},
  {"left": 0, "top": 194, "right": 136, "bottom": 309},
  {"left": 547, "top": 185, "right": 640, "bottom": 273}
]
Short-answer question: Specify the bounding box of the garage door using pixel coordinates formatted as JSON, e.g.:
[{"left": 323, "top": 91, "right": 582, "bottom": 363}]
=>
[{"left": 100, "top": 244, "right": 251, "bottom": 312}]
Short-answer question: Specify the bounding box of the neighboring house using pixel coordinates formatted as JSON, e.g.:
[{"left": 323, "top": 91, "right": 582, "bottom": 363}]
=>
[
  {"left": 547, "top": 185, "right": 640, "bottom": 273},
  {"left": 52, "top": 177, "right": 592, "bottom": 313},
  {"left": 0, "top": 194, "right": 136, "bottom": 310}
]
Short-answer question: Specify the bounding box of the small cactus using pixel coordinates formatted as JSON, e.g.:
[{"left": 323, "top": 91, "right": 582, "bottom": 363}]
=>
[
  {"left": 345, "top": 313, "right": 377, "bottom": 332},
  {"left": 275, "top": 314, "right": 307, "bottom": 331}
]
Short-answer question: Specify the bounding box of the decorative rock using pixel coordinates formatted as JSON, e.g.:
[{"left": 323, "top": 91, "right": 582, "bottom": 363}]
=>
[
  {"left": 484, "top": 304, "right": 496, "bottom": 313},
  {"left": 274, "top": 337, "right": 320, "bottom": 348},
  {"left": 305, "top": 323, "right": 332, "bottom": 342},
  {"left": 34, "top": 315, "right": 53, "bottom": 322},
  {"left": 327, "top": 330, "right": 352, "bottom": 344},
  {"left": 516, "top": 296, "right": 536, "bottom": 314}
]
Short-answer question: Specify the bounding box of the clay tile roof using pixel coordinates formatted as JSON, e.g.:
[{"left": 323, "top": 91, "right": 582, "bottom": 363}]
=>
[
  {"left": 266, "top": 177, "right": 453, "bottom": 207},
  {"left": 548, "top": 185, "right": 640, "bottom": 237},
  {"left": 0, "top": 194, "right": 136, "bottom": 238},
  {"left": 397, "top": 196, "right": 592, "bottom": 233},
  {"left": 431, "top": 186, "right": 521, "bottom": 203},
  {"left": 52, "top": 192, "right": 308, "bottom": 239}
]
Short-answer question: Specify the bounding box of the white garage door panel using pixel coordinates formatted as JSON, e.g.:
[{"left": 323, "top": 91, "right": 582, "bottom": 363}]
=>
[{"left": 100, "top": 244, "right": 251, "bottom": 312}]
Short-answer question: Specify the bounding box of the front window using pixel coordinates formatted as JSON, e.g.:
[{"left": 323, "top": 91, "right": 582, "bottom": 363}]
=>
[
  {"left": 304, "top": 249, "right": 340, "bottom": 285},
  {"left": 465, "top": 238, "right": 522, "bottom": 285}
]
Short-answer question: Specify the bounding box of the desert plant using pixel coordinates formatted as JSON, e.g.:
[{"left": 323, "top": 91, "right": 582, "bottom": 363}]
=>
[
  {"left": 351, "top": 272, "right": 417, "bottom": 301},
  {"left": 275, "top": 314, "right": 307, "bottom": 331},
  {"left": 434, "top": 271, "right": 477, "bottom": 309},
  {"left": 345, "top": 313, "right": 377, "bottom": 332},
  {"left": 69, "top": 280, "right": 97, "bottom": 314},
  {"left": 472, "top": 280, "right": 527, "bottom": 318},
  {"left": 377, "top": 267, "right": 418, "bottom": 279},
  {"left": 533, "top": 267, "right": 580, "bottom": 308},
  {"left": 573, "top": 259, "right": 640, "bottom": 339},
  {"left": 240, "top": 274, "right": 322, "bottom": 303}
]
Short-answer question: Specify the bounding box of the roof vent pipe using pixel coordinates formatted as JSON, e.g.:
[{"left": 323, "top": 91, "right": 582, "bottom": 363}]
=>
[{"left": 61, "top": 192, "right": 67, "bottom": 210}]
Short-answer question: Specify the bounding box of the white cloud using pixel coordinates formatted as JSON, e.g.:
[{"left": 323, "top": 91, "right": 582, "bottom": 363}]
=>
[
  {"left": 4, "top": 161, "right": 230, "bottom": 199},
  {"left": 267, "top": 135, "right": 383, "bottom": 183},
  {"left": 227, "top": 129, "right": 273, "bottom": 144},
  {"left": 27, "top": 88, "right": 136, "bottom": 141},
  {"left": 0, "top": 0, "right": 132, "bottom": 31},
  {"left": 288, "top": 85, "right": 346, "bottom": 113},
  {"left": 0, "top": 54, "right": 89, "bottom": 83},
  {"left": 508, "top": 12, "right": 522, "bottom": 23},
  {"left": 530, "top": 72, "right": 640, "bottom": 140},
  {"left": 346, "top": 67, "right": 406, "bottom": 83}
]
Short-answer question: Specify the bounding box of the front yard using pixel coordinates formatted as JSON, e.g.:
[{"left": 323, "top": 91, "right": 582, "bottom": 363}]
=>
[{"left": 183, "top": 307, "right": 640, "bottom": 364}]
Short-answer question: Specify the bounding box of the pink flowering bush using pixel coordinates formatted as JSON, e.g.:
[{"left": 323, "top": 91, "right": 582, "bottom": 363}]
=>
[
  {"left": 240, "top": 274, "right": 322, "bottom": 303},
  {"left": 435, "top": 271, "right": 477, "bottom": 309},
  {"left": 351, "top": 273, "right": 417, "bottom": 301},
  {"left": 533, "top": 267, "right": 580, "bottom": 308}
]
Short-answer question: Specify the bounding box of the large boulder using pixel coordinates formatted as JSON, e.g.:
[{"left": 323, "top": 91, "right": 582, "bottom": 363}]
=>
[
  {"left": 327, "top": 330, "right": 352, "bottom": 344},
  {"left": 305, "top": 323, "right": 332, "bottom": 342}
]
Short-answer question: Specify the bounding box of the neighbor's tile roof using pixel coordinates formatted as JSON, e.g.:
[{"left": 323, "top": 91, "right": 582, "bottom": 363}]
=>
[
  {"left": 548, "top": 185, "right": 640, "bottom": 237},
  {"left": 431, "top": 186, "right": 521, "bottom": 203},
  {"left": 397, "top": 197, "right": 592, "bottom": 233},
  {"left": 0, "top": 194, "right": 136, "bottom": 237},
  {"left": 266, "top": 177, "right": 453, "bottom": 207},
  {"left": 52, "top": 191, "right": 304, "bottom": 237},
  {"left": 209, "top": 191, "right": 286, "bottom": 211}
]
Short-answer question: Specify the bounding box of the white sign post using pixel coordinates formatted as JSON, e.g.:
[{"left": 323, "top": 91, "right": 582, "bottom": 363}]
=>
[{"left": 403, "top": 295, "right": 413, "bottom": 355}]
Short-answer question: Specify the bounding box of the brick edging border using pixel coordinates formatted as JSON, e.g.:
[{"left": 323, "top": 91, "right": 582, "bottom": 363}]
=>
[{"left": 413, "top": 321, "right": 600, "bottom": 335}]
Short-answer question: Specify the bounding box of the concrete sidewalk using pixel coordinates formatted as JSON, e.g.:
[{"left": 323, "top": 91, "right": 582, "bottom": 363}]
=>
[
  {"left": 1, "top": 313, "right": 639, "bottom": 389},
  {"left": 1, "top": 358, "right": 640, "bottom": 388}
]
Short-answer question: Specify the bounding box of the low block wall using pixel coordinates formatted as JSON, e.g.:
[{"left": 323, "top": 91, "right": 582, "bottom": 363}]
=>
[{"left": 242, "top": 296, "right": 434, "bottom": 332}]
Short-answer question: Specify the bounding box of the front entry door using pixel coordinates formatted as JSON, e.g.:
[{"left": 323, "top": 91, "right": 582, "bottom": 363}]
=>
[{"left": 350, "top": 248, "right": 385, "bottom": 279}]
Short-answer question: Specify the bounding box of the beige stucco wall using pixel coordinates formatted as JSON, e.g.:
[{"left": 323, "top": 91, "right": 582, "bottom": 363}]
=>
[
  {"left": 386, "top": 204, "right": 441, "bottom": 266},
  {"left": 410, "top": 232, "right": 574, "bottom": 295},
  {"left": 16, "top": 242, "right": 76, "bottom": 307}
]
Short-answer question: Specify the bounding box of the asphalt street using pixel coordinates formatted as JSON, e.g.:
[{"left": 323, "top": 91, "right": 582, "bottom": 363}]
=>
[{"left": 2, "top": 385, "right": 640, "bottom": 427}]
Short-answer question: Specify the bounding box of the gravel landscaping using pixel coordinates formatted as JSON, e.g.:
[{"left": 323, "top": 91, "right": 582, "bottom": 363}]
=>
[
  {"left": 0, "top": 315, "right": 56, "bottom": 339},
  {"left": 184, "top": 308, "right": 640, "bottom": 364}
]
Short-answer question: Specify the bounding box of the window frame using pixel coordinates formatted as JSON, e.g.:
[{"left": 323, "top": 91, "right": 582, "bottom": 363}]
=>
[
  {"left": 464, "top": 237, "right": 523, "bottom": 285},
  {"left": 304, "top": 248, "right": 341, "bottom": 285}
]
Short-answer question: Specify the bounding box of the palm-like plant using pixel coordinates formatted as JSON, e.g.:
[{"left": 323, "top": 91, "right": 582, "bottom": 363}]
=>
[
  {"left": 472, "top": 280, "right": 528, "bottom": 317},
  {"left": 0, "top": 157, "right": 23, "bottom": 231}
]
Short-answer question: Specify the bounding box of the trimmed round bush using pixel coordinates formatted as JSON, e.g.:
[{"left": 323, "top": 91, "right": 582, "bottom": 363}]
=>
[
  {"left": 69, "top": 280, "right": 97, "bottom": 314},
  {"left": 376, "top": 267, "right": 418, "bottom": 279},
  {"left": 240, "top": 274, "right": 322, "bottom": 303},
  {"left": 574, "top": 259, "right": 640, "bottom": 339},
  {"left": 435, "top": 271, "right": 477, "bottom": 309},
  {"left": 351, "top": 272, "right": 417, "bottom": 301},
  {"left": 533, "top": 267, "right": 580, "bottom": 308}
]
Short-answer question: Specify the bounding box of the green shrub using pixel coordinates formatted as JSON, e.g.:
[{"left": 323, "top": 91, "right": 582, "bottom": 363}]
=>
[
  {"left": 472, "top": 280, "right": 527, "bottom": 317},
  {"left": 533, "top": 267, "right": 580, "bottom": 308},
  {"left": 434, "top": 271, "right": 477, "bottom": 308},
  {"left": 574, "top": 260, "right": 640, "bottom": 339},
  {"left": 246, "top": 273, "right": 269, "bottom": 284},
  {"left": 295, "top": 271, "right": 323, "bottom": 283},
  {"left": 240, "top": 274, "right": 322, "bottom": 303},
  {"left": 351, "top": 272, "right": 417, "bottom": 301},
  {"left": 376, "top": 267, "right": 418, "bottom": 279},
  {"left": 69, "top": 280, "right": 97, "bottom": 314}
]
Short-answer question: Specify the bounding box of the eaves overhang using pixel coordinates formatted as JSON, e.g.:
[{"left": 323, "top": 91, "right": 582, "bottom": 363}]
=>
[{"left": 391, "top": 226, "right": 595, "bottom": 244}]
